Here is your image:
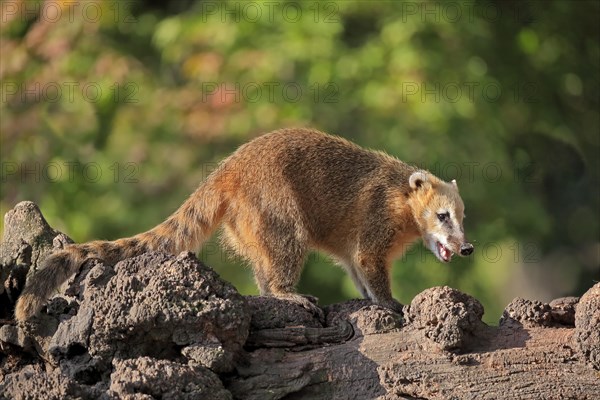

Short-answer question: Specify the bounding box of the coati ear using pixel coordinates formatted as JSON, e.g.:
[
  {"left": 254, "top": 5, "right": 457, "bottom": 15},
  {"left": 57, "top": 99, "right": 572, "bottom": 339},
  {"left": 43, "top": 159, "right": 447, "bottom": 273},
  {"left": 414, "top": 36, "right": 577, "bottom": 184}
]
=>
[
  {"left": 451, "top": 179, "right": 458, "bottom": 189},
  {"left": 409, "top": 171, "right": 430, "bottom": 190}
]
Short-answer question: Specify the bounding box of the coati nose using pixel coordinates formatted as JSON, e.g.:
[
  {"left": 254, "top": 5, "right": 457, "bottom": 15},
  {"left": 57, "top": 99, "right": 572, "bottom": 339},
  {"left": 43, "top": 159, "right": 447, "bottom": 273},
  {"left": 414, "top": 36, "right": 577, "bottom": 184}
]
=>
[{"left": 460, "top": 243, "right": 474, "bottom": 256}]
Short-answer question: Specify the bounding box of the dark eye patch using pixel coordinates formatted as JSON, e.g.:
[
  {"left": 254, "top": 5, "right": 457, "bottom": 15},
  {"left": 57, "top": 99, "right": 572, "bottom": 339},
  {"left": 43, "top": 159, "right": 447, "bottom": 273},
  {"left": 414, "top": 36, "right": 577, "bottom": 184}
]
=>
[{"left": 437, "top": 212, "right": 450, "bottom": 222}]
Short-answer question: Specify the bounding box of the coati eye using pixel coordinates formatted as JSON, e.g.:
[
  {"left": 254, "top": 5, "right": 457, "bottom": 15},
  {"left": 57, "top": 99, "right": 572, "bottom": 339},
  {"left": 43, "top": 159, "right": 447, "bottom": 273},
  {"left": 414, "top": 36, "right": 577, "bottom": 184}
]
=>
[{"left": 437, "top": 212, "right": 450, "bottom": 222}]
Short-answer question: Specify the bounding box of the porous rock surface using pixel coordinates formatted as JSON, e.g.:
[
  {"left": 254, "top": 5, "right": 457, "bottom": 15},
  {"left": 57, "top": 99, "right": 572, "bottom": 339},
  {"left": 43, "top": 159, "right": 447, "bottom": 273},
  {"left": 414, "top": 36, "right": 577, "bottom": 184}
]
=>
[
  {"left": 1, "top": 365, "right": 94, "bottom": 400},
  {"left": 109, "top": 357, "right": 232, "bottom": 400},
  {"left": 549, "top": 296, "right": 579, "bottom": 325},
  {"left": 573, "top": 283, "right": 600, "bottom": 369},
  {"left": 500, "top": 297, "right": 554, "bottom": 327},
  {"left": 0, "top": 201, "right": 73, "bottom": 319},
  {"left": 1, "top": 250, "right": 250, "bottom": 399},
  {"left": 403, "top": 285, "right": 485, "bottom": 350},
  {"left": 325, "top": 299, "right": 403, "bottom": 335},
  {"left": 500, "top": 295, "right": 581, "bottom": 329}
]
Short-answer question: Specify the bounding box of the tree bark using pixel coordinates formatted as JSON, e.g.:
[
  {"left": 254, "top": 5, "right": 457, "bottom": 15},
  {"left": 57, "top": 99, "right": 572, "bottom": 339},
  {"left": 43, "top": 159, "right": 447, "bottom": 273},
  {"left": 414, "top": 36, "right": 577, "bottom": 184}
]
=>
[{"left": 227, "top": 293, "right": 598, "bottom": 400}]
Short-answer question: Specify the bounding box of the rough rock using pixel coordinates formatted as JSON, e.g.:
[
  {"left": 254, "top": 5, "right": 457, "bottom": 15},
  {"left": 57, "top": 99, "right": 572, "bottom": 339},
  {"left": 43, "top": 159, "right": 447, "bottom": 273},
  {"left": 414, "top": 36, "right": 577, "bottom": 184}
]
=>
[
  {"left": 1, "top": 364, "right": 98, "bottom": 400},
  {"left": 0, "top": 201, "right": 68, "bottom": 270},
  {"left": 500, "top": 297, "right": 553, "bottom": 327},
  {"left": 45, "top": 251, "right": 250, "bottom": 380},
  {"left": 573, "top": 283, "right": 600, "bottom": 369},
  {"left": 549, "top": 296, "right": 579, "bottom": 326},
  {"left": 503, "top": 294, "right": 582, "bottom": 329},
  {"left": 1, "top": 312, "right": 59, "bottom": 356},
  {"left": 181, "top": 343, "right": 233, "bottom": 374},
  {"left": 108, "top": 357, "right": 232, "bottom": 400},
  {"left": 325, "top": 299, "right": 402, "bottom": 336},
  {"left": 0, "top": 324, "right": 32, "bottom": 350},
  {"left": 403, "top": 286, "right": 485, "bottom": 351},
  {"left": 0, "top": 201, "right": 72, "bottom": 318}
]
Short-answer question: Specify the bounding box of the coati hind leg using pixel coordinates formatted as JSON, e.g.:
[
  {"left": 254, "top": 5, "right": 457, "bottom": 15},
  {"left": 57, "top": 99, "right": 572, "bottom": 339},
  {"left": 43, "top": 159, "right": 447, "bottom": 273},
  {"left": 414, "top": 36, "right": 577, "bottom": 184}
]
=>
[
  {"left": 223, "top": 215, "right": 323, "bottom": 319},
  {"left": 221, "top": 222, "right": 270, "bottom": 295},
  {"left": 258, "top": 235, "right": 324, "bottom": 319}
]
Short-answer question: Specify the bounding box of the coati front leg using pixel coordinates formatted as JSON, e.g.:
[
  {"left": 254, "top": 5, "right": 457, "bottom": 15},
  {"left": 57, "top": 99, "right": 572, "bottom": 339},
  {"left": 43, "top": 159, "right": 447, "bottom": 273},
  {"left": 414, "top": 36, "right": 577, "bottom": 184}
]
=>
[
  {"left": 355, "top": 255, "right": 403, "bottom": 314},
  {"left": 354, "top": 212, "right": 404, "bottom": 314}
]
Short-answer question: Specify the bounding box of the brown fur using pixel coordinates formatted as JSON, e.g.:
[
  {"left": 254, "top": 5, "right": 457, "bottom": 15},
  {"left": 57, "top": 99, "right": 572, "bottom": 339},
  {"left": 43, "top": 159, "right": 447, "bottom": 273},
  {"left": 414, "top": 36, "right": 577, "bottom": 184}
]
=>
[{"left": 15, "top": 128, "right": 471, "bottom": 321}]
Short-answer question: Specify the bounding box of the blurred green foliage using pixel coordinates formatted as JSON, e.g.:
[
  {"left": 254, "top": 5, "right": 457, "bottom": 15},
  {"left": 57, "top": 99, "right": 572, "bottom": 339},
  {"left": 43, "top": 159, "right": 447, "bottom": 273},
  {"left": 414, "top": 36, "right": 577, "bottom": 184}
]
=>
[{"left": 1, "top": 0, "right": 598, "bottom": 324}]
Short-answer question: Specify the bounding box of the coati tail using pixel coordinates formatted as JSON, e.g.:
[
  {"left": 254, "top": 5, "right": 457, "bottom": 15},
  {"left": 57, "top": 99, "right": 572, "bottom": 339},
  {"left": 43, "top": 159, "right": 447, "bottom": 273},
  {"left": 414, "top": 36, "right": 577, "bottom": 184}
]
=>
[
  {"left": 14, "top": 238, "right": 148, "bottom": 322},
  {"left": 15, "top": 249, "right": 83, "bottom": 322},
  {"left": 14, "top": 177, "right": 227, "bottom": 322}
]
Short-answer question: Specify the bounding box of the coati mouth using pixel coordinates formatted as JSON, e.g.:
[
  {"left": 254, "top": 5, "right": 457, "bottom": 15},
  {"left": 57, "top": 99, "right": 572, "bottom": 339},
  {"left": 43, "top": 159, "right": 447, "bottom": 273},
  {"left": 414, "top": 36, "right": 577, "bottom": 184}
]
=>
[{"left": 436, "top": 241, "right": 453, "bottom": 262}]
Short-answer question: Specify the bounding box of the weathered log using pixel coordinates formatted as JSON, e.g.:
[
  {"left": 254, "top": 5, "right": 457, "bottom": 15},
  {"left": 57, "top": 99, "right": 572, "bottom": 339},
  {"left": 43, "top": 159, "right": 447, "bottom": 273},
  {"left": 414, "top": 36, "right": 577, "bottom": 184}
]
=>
[{"left": 226, "top": 291, "right": 599, "bottom": 400}]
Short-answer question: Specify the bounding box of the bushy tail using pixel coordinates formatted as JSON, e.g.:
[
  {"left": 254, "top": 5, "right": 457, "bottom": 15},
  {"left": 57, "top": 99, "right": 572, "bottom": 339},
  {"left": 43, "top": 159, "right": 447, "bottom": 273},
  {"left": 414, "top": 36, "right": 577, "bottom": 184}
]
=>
[{"left": 15, "top": 177, "right": 226, "bottom": 322}]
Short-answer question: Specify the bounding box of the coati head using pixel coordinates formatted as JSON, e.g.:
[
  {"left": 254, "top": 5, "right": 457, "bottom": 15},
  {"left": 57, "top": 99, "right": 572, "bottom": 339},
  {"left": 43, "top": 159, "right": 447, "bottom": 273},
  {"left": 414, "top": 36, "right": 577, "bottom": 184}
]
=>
[{"left": 407, "top": 171, "right": 473, "bottom": 263}]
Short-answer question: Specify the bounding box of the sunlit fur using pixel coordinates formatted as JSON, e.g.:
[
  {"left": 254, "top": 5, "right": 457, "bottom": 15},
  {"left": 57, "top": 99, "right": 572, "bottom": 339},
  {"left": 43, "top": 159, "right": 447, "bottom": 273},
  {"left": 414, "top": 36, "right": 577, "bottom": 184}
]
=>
[{"left": 15, "top": 128, "right": 471, "bottom": 321}]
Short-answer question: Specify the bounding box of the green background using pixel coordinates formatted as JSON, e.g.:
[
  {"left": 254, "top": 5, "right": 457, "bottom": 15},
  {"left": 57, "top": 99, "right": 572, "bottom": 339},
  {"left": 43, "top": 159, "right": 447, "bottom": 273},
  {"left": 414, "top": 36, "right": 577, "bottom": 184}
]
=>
[{"left": 2, "top": 0, "right": 598, "bottom": 324}]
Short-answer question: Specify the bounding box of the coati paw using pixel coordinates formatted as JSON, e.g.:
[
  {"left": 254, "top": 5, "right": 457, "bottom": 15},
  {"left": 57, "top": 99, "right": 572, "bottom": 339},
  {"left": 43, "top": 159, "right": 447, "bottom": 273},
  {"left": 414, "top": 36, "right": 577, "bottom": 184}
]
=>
[
  {"left": 377, "top": 299, "right": 404, "bottom": 315},
  {"left": 300, "top": 294, "right": 319, "bottom": 305},
  {"left": 275, "top": 293, "right": 325, "bottom": 321}
]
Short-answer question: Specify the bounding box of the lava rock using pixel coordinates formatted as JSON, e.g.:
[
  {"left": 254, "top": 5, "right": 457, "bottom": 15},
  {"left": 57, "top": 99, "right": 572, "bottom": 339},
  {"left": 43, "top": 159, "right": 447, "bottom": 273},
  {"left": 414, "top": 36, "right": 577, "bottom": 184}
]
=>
[
  {"left": 108, "top": 357, "right": 232, "bottom": 400},
  {"left": 500, "top": 298, "right": 553, "bottom": 328},
  {"left": 404, "top": 286, "right": 485, "bottom": 351},
  {"left": 573, "top": 283, "right": 600, "bottom": 369},
  {"left": 49, "top": 251, "right": 250, "bottom": 378}
]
